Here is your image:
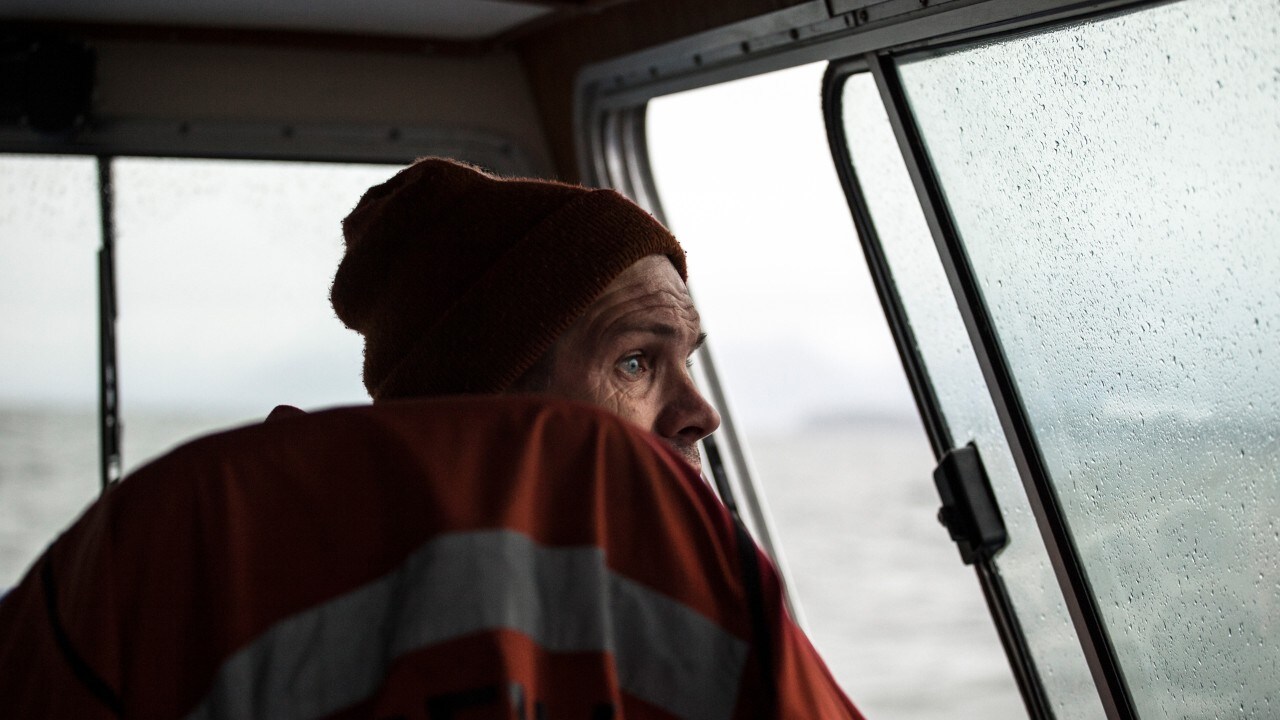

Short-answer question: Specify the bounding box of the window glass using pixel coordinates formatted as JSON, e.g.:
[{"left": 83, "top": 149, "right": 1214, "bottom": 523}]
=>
[
  {"left": 897, "top": 1, "right": 1280, "bottom": 716},
  {"left": 112, "top": 158, "right": 398, "bottom": 472},
  {"left": 648, "top": 63, "right": 1019, "bottom": 720},
  {"left": 0, "top": 154, "right": 100, "bottom": 587},
  {"left": 840, "top": 73, "right": 1103, "bottom": 719}
]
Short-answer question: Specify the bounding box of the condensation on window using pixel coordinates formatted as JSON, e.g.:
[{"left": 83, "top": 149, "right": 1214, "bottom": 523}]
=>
[
  {"left": 840, "top": 73, "right": 1105, "bottom": 720},
  {"left": 898, "top": 0, "right": 1280, "bottom": 716},
  {"left": 0, "top": 154, "right": 100, "bottom": 587}
]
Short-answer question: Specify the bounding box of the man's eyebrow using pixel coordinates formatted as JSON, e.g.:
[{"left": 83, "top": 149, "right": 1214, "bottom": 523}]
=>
[
  {"left": 608, "top": 323, "right": 677, "bottom": 338},
  {"left": 607, "top": 324, "right": 708, "bottom": 350}
]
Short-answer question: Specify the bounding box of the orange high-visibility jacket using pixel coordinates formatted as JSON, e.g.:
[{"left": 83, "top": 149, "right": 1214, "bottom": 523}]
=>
[{"left": 0, "top": 396, "right": 863, "bottom": 719}]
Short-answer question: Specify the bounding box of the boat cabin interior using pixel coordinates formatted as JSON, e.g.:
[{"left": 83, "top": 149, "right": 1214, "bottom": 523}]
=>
[{"left": 1, "top": 0, "right": 1276, "bottom": 718}]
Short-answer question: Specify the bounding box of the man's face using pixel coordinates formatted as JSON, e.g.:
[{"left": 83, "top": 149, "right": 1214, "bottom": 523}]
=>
[{"left": 543, "top": 255, "right": 721, "bottom": 472}]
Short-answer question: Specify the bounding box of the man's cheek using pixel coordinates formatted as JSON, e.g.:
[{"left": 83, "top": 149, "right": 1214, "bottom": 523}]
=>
[{"left": 603, "top": 390, "right": 654, "bottom": 430}]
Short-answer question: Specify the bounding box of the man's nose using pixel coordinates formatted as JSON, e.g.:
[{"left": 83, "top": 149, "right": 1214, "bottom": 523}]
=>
[{"left": 656, "top": 370, "right": 722, "bottom": 445}]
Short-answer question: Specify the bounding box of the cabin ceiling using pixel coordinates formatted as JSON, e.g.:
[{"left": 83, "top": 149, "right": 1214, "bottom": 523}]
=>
[
  {"left": 0, "top": 0, "right": 616, "bottom": 41},
  {"left": 1, "top": 0, "right": 817, "bottom": 180}
]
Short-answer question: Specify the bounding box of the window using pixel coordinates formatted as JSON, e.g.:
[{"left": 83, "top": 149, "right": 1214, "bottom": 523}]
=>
[
  {"left": 111, "top": 158, "right": 397, "bottom": 471},
  {"left": 0, "top": 155, "right": 399, "bottom": 588},
  {"left": 0, "top": 154, "right": 100, "bottom": 587},
  {"left": 836, "top": 71, "right": 1102, "bottom": 719},
  {"left": 648, "top": 63, "right": 1020, "bottom": 720},
  {"left": 891, "top": 1, "right": 1280, "bottom": 715}
]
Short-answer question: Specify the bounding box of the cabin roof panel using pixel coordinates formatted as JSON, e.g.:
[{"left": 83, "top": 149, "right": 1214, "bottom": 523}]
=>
[{"left": 1, "top": 0, "right": 555, "bottom": 41}]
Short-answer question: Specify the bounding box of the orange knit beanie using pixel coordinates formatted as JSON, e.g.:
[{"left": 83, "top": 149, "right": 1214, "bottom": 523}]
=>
[{"left": 331, "top": 157, "right": 687, "bottom": 400}]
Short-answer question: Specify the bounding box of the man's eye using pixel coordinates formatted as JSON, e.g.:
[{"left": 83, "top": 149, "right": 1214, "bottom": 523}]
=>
[{"left": 618, "top": 354, "right": 646, "bottom": 377}]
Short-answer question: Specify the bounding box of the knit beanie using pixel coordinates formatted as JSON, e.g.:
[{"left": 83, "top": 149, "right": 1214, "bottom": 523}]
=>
[{"left": 331, "top": 157, "right": 687, "bottom": 400}]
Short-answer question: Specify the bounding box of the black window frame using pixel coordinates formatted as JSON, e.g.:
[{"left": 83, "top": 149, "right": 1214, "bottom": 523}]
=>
[
  {"left": 826, "top": 48, "right": 1140, "bottom": 719},
  {"left": 821, "top": 59, "right": 1059, "bottom": 720}
]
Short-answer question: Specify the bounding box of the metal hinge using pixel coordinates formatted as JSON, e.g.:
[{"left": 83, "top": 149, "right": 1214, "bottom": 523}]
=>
[{"left": 933, "top": 443, "right": 1007, "bottom": 565}]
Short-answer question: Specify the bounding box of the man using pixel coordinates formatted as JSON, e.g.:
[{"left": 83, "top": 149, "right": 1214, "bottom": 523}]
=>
[
  {"left": 328, "top": 157, "right": 720, "bottom": 472},
  {"left": 0, "top": 158, "right": 862, "bottom": 719}
]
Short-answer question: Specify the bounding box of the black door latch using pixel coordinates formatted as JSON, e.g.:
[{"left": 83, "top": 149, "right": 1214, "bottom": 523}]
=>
[{"left": 933, "top": 443, "right": 1008, "bottom": 565}]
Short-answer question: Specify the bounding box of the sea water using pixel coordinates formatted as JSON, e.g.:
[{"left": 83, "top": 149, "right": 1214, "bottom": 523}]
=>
[{"left": 0, "top": 405, "right": 1023, "bottom": 719}]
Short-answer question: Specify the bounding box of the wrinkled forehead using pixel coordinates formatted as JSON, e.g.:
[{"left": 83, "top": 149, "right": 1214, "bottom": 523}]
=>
[
  {"left": 580, "top": 255, "right": 701, "bottom": 337},
  {"left": 609, "top": 255, "right": 691, "bottom": 295}
]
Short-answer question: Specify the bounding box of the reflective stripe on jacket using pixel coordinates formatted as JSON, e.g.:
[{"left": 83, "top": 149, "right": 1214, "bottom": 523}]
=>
[{"left": 0, "top": 396, "right": 862, "bottom": 719}]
